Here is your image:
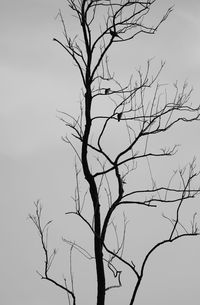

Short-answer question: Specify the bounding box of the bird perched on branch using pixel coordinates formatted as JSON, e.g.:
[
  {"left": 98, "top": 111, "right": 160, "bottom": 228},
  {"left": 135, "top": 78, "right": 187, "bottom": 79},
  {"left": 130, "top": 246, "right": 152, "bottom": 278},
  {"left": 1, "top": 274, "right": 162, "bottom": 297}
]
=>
[
  {"left": 117, "top": 112, "right": 122, "bottom": 122},
  {"left": 110, "top": 28, "right": 121, "bottom": 38},
  {"left": 105, "top": 88, "right": 111, "bottom": 95}
]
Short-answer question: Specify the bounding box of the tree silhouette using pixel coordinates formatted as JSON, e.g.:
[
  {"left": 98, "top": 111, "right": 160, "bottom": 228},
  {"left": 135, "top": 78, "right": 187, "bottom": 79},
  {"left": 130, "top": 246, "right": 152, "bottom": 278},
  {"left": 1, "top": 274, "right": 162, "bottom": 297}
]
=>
[{"left": 30, "top": 1, "right": 200, "bottom": 305}]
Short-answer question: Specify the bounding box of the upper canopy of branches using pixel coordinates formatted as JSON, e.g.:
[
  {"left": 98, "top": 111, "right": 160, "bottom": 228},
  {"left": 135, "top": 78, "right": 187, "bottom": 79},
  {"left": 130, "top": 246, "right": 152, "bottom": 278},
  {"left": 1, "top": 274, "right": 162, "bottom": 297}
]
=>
[{"left": 54, "top": 0, "right": 173, "bottom": 84}]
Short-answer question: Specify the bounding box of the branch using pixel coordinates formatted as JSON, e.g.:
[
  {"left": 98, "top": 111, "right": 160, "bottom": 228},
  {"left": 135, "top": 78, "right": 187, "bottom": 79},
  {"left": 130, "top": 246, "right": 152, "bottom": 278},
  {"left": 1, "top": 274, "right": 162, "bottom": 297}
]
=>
[
  {"left": 129, "top": 232, "right": 199, "bottom": 305},
  {"left": 29, "top": 201, "right": 76, "bottom": 305}
]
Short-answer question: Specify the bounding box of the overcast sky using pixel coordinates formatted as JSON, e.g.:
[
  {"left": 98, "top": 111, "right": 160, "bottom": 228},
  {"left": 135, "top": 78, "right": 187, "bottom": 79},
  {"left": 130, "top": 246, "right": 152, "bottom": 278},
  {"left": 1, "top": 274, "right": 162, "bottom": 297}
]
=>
[{"left": 1, "top": 1, "right": 200, "bottom": 305}]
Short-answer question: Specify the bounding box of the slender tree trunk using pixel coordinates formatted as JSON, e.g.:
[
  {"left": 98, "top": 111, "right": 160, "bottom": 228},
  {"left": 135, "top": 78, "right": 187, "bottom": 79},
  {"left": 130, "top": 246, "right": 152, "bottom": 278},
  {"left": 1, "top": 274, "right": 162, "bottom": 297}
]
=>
[
  {"left": 82, "top": 89, "right": 106, "bottom": 305},
  {"left": 88, "top": 178, "right": 105, "bottom": 305},
  {"left": 93, "top": 201, "right": 105, "bottom": 305}
]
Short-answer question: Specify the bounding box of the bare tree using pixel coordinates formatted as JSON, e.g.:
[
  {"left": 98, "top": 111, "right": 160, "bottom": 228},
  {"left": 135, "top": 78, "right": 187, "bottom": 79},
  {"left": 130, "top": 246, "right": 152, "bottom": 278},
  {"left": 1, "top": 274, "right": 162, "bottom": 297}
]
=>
[{"left": 29, "top": 1, "right": 200, "bottom": 305}]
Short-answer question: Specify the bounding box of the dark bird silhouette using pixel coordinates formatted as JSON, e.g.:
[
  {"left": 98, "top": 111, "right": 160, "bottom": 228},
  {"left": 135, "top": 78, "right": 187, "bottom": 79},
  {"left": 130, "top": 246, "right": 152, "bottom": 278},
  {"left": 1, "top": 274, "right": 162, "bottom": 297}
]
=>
[
  {"left": 117, "top": 112, "right": 122, "bottom": 122},
  {"left": 110, "top": 29, "right": 120, "bottom": 38},
  {"left": 105, "top": 88, "right": 110, "bottom": 95}
]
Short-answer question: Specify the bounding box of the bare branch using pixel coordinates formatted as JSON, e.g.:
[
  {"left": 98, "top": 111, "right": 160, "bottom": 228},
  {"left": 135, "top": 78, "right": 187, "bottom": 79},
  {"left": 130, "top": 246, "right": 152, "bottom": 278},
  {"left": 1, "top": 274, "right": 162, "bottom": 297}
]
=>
[{"left": 29, "top": 201, "right": 76, "bottom": 305}]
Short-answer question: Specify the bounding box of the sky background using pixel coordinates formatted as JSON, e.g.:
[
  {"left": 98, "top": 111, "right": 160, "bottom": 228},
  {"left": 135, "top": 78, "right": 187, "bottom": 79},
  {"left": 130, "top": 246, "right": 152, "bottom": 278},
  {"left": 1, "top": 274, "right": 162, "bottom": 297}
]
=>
[{"left": 1, "top": 0, "right": 200, "bottom": 304}]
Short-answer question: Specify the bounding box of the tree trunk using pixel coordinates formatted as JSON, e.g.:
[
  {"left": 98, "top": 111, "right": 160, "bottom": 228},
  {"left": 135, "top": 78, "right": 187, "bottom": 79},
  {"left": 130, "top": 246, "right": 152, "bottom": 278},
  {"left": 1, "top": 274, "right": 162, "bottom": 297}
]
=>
[
  {"left": 82, "top": 89, "right": 106, "bottom": 305},
  {"left": 94, "top": 204, "right": 105, "bottom": 305}
]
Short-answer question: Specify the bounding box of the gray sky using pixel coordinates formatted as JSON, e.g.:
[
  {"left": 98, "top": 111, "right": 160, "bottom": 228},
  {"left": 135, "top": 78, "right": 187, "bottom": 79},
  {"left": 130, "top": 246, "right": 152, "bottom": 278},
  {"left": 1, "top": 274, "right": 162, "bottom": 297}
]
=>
[{"left": 1, "top": 1, "right": 200, "bottom": 304}]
